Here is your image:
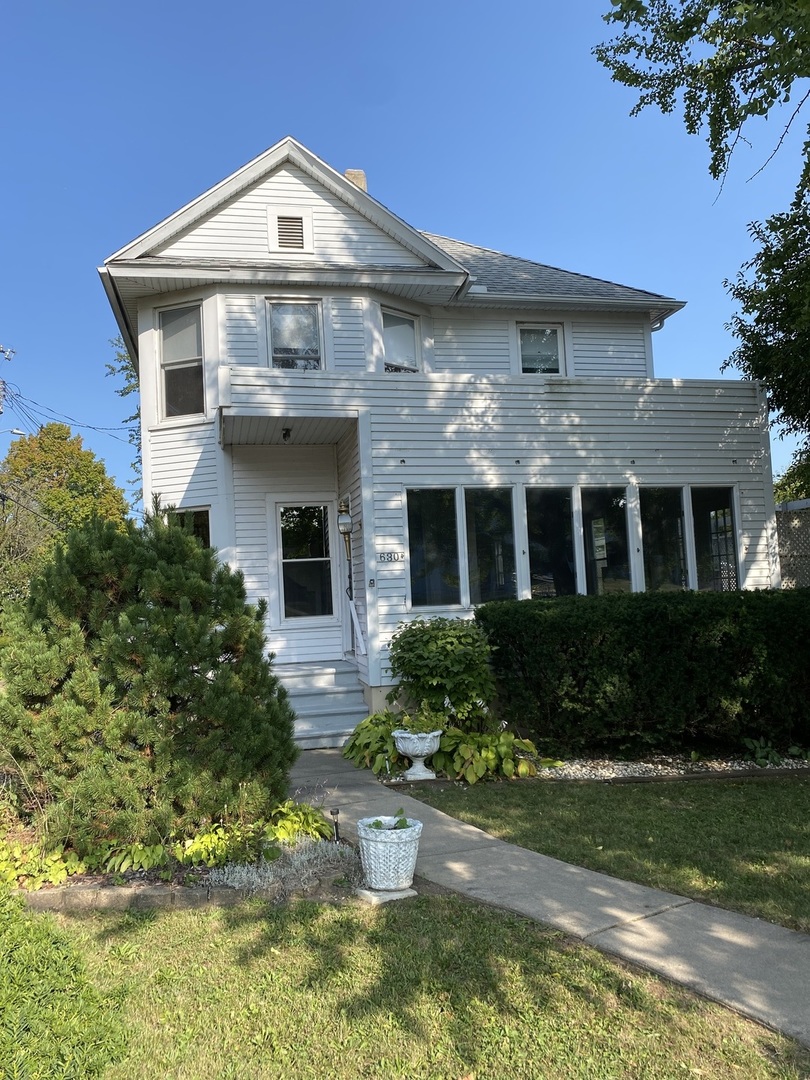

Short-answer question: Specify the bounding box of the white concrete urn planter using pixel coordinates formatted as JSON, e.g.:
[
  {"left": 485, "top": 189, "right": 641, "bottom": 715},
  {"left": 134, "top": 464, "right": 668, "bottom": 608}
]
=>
[
  {"left": 392, "top": 729, "right": 443, "bottom": 781},
  {"left": 356, "top": 814, "right": 423, "bottom": 891}
]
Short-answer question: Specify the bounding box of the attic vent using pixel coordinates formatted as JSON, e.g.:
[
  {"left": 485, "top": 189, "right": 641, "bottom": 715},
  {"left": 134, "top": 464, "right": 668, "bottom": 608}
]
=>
[
  {"left": 267, "top": 206, "right": 313, "bottom": 254},
  {"left": 277, "top": 216, "right": 305, "bottom": 249}
]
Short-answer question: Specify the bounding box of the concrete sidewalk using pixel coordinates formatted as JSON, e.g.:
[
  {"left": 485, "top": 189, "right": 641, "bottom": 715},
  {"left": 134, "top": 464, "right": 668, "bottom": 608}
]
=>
[{"left": 290, "top": 748, "right": 810, "bottom": 1048}]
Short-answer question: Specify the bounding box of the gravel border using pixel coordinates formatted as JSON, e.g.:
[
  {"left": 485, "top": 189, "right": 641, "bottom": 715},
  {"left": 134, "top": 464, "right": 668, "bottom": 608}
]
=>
[
  {"left": 533, "top": 755, "right": 810, "bottom": 783},
  {"left": 386, "top": 754, "right": 810, "bottom": 786}
]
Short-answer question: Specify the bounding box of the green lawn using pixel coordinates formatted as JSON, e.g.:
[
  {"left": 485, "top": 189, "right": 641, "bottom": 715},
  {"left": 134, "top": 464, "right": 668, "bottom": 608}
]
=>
[
  {"left": 408, "top": 775, "right": 810, "bottom": 932},
  {"left": 58, "top": 895, "right": 810, "bottom": 1080}
]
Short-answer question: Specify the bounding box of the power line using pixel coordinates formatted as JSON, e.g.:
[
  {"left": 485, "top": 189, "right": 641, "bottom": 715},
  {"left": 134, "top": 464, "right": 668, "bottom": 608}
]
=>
[
  {"left": 0, "top": 487, "right": 63, "bottom": 532},
  {"left": 1, "top": 382, "right": 134, "bottom": 445}
]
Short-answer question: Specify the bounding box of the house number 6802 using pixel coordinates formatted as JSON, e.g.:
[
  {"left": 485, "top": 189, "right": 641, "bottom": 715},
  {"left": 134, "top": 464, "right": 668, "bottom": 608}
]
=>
[{"left": 377, "top": 552, "right": 405, "bottom": 562}]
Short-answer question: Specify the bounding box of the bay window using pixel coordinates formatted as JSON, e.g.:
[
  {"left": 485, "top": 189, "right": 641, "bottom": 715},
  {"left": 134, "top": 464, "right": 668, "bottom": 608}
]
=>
[
  {"left": 383, "top": 310, "right": 419, "bottom": 372},
  {"left": 159, "top": 305, "right": 204, "bottom": 418}
]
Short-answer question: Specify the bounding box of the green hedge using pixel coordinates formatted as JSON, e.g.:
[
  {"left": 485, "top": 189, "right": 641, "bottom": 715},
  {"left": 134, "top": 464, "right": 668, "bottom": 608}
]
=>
[{"left": 475, "top": 591, "right": 810, "bottom": 758}]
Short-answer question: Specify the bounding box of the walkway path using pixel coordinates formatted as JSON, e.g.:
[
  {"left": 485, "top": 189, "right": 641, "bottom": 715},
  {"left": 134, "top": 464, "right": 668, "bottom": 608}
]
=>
[{"left": 290, "top": 749, "right": 810, "bottom": 1048}]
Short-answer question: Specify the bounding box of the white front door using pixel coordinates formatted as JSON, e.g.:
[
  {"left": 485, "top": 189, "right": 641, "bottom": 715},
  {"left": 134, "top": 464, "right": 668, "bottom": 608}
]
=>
[{"left": 270, "top": 499, "right": 346, "bottom": 663}]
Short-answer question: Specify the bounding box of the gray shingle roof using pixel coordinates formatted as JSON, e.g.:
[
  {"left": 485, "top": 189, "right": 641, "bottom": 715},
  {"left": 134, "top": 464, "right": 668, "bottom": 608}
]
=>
[{"left": 423, "top": 233, "right": 682, "bottom": 313}]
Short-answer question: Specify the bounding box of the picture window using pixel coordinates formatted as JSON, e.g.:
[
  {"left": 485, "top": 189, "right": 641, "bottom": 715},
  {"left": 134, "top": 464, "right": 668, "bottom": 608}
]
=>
[
  {"left": 519, "top": 325, "right": 562, "bottom": 374},
  {"left": 268, "top": 301, "right": 322, "bottom": 370}
]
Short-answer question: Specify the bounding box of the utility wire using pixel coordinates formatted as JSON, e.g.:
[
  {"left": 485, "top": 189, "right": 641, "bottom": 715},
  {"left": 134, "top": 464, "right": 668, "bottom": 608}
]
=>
[
  {"left": 0, "top": 488, "right": 63, "bottom": 532},
  {"left": 1, "top": 382, "right": 134, "bottom": 445}
]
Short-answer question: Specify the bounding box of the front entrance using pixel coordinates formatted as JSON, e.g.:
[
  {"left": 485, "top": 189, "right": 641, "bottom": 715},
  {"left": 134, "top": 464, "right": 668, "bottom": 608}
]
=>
[
  {"left": 278, "top": 504, "right": 336, "bottom": 619},
  {"left": 269, "top": 496, "right": 348, "bottom": 664}
]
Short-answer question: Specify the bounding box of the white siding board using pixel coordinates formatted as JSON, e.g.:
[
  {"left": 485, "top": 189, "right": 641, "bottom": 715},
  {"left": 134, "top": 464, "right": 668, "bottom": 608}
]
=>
[
  {"left": 331, "top": 297, "right": 367, "bottom": 372},
  {"left": 432, "top": 317, "right": 511, "bottom": 375},
  {"left": 224, "top": 296, "right": 260, "bottom": 365},
  {"left": 148, "top": 426, "right": 219, "bottom": 504},
  {"left": 571, "top": 322, "right": 648, "bottom": 377},
  {"left": 156, "top": 165, "right": 428, "bottom": 268}
]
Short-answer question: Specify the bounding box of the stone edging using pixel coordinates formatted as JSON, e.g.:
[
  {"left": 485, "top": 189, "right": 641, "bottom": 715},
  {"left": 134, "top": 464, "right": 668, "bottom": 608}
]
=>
[{"left": 18, "top": 881, "right": 280, "bottom": 913}]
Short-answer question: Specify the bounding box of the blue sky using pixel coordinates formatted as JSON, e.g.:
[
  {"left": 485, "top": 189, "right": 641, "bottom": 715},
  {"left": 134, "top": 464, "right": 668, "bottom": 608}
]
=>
[{"left": 2, "top": 0, "right": 803, "bottom": 504}]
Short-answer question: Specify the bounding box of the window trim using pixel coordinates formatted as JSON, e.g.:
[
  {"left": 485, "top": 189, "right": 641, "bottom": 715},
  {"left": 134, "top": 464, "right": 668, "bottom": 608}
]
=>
[
  {"left": 157, "top": 302, "right": 205, "bottom": 420},
  {"left": 517, "top": 322, "right": 565, "bottom": 375},
  {"left": 266, "top": 206, "right": 314, "bottom": 254},
  {"left": 265, "top": 298, "right": 325, "bottom": 372},
  {"left": 382, "top": 307, "right": 421, "bottom": 373}
]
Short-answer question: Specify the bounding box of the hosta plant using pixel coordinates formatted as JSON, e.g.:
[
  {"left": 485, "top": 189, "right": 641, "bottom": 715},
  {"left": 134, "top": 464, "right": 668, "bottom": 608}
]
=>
[{"left": 432, "top": 729, "right": 542, "bottom": 785}]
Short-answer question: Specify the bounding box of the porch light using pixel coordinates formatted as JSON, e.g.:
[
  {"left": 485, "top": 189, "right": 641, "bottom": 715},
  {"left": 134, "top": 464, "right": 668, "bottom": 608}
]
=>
[{"left": 337, "top": 499, "right": 354, "bottom": 561}]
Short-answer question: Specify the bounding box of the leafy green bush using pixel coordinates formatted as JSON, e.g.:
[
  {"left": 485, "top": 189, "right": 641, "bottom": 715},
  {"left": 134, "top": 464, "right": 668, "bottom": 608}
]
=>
[
  {"left": 343, "top": 711, "right": 541, "bottom": 783},
  {"left": 476, "top": 591, "right": 810, "bottom": 757},
  {"left": 266, "top": 799, "right": 333, "bottom": 844},
  {"left": 0, "top": 838, "right": 86, "bottom": 890},
  {"left": 432, "top": 729, "right": 541, "bottom": 784},
  {"left": 0, "top": 511, "right": 298, "bottom": 855},
  {"left": 394, "top": 701, "right": 447, "bottom": 734},
  {"left": 342, "top": 711, "right": 402, "bottom": 775},
  {"left": 0, "top": 888, "right": 127, "bottom": 1076},
  {"left": 386, "top": 617, "right": 496, "bottom": 728}
]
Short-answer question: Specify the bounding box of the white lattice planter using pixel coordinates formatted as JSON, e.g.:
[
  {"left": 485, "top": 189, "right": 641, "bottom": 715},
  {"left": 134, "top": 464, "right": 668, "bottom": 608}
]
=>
[
  {"left": 356, "top": 815, "right": 423, "bottom": 891},
  {"left": 392, "top": 730, "right": 442, "bottom": 781}
]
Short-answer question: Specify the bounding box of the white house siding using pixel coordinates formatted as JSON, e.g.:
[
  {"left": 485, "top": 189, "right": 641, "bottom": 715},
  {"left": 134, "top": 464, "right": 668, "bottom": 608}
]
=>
[
  {"left": 154, "top": 164, "right": 428, "bottom": 268},
  {"left": 225, "top": 370, "right": 776, "bottom": 670},
  {"left": 432, "top": 317, "right": 511, "bottom": 375},
  {"left": 231, "top": 444, "right": 345, "bottom": 664},
  {"left": 331, "top": 296, "right": 367, "bottom": 372},
  {"left": 571, "top": 321, "right": 648, "bottom": 377},
  {"left": 223, "top": 295, "right": 260, "bottom": 366},
  {"left": 148, "top": 423, "right": 220, "bottom": 508}
]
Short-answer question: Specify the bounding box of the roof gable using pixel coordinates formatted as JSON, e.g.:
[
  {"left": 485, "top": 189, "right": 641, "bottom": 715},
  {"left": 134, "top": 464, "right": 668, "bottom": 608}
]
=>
[{"left": 107, "top": 137, "right": 465, "bottom": 275}]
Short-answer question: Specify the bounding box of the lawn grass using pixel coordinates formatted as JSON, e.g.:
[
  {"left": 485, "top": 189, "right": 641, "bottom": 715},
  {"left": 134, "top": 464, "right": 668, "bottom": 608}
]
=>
[
  {"left": 58, "top": 895, "right": 810, "bottom": 1080},
  {"left": 408, "top": 775, "right": 810, "bottom": 932}
]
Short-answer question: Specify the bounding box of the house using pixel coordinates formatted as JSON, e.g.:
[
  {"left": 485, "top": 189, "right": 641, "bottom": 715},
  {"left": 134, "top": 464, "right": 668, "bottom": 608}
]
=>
[{"left": 100, "top": 136, "right": 781, "bottom": 748}]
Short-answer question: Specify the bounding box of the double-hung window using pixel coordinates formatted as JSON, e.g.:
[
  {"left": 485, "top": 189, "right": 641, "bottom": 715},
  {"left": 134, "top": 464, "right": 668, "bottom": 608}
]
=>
[
  {"left": 159, "top": 305, "right": 204, "bottom": 417},
  {"left": 268, "top": 301, "right": 322, "bottom": 370},
  {"left": 519, "top": 324, "right": 562, "bottom": 374},
  {"left": 383, "top": 310, "right": 419, "bottom": 373}
]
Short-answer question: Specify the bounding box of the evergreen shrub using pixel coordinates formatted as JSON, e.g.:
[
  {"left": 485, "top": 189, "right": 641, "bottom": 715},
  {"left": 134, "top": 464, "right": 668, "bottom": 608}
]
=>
[
  {"left": 0, "top": 511, "right": 298, "bottom": 853},
  {"left": 475, "top": 591, "right": 810, "bottom": 757}
]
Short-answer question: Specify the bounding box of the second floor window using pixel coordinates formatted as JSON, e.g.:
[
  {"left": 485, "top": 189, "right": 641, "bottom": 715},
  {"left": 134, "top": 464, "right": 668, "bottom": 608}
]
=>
[
  {"left": 519, "top": 325, "right": 562, "bottom": 374},
  {"left": 383, "top": 310, "right": 418, "bottom": 372},
  {"left": 268, "top": 302, "right": 321, "bottom": 370},
  {"left": 159, "top": 305, "right": 204, "bottom": 417}
]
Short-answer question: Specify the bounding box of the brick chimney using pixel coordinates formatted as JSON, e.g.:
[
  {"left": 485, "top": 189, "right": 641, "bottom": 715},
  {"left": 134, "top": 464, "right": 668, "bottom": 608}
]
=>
[{"left": 344, "top": 169, "right": 367, "bottom": 192}]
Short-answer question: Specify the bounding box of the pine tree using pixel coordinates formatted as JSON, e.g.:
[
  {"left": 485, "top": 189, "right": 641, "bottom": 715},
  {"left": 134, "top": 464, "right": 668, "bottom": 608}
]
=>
[{"left": 0, "top": 510, "right": 297, "bottom": 852}]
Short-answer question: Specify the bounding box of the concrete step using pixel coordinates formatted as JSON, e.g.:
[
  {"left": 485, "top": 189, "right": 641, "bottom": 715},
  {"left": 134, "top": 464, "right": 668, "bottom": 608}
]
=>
[
  {"left": 284, "top": 685, "right": 368, "bottom": 713},
  {"left": 276, "top": 661, "right": 369, "bottom": 749},
  {"left": 275, "top": 661, "right": 360, "bottom": 692}
]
